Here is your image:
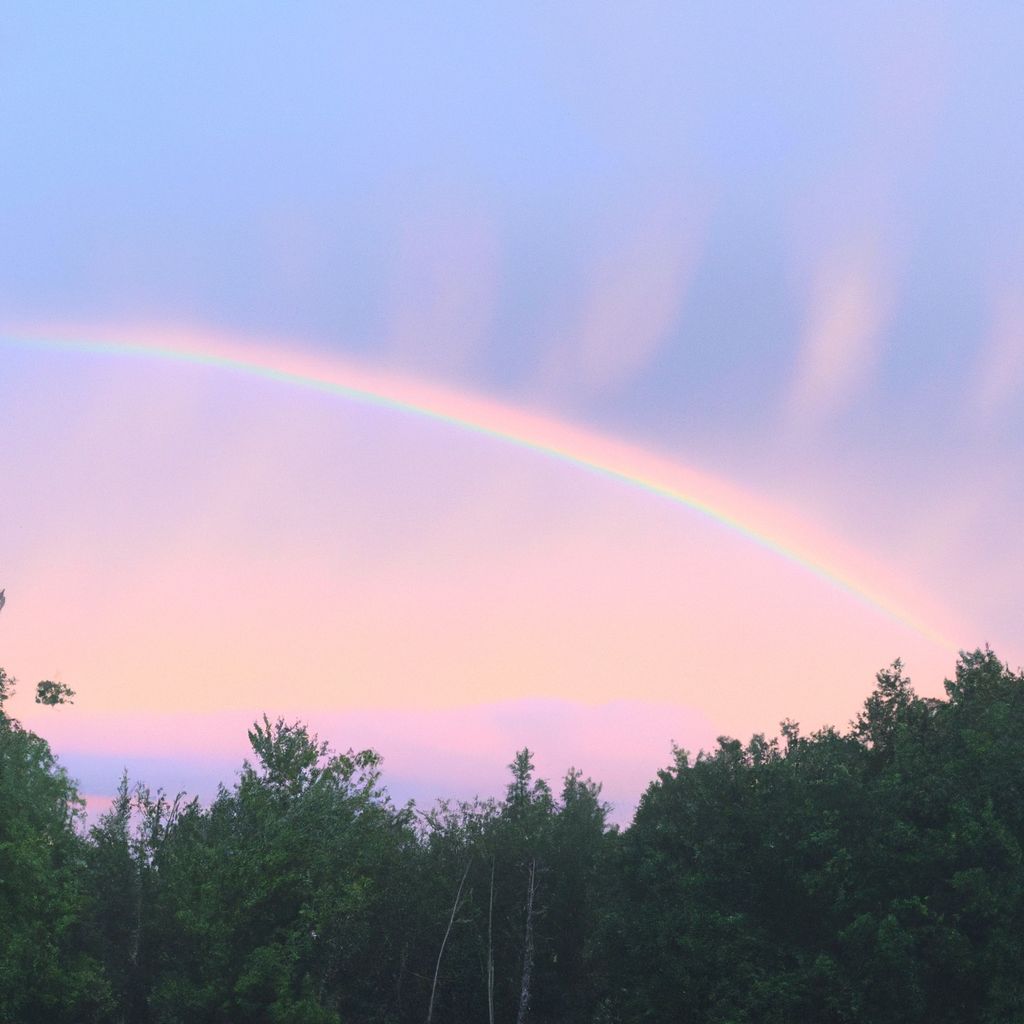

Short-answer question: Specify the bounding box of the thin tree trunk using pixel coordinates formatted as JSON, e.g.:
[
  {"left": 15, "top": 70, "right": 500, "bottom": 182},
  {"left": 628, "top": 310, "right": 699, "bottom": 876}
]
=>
[
  {"left": 487, "top": 856, "right": 495, "bottom": 1024},
  {"left": 394, "top": 942, "right": 409, "bottom": 1018},
  {"left": 515, "top": 858, "right": 537, "bottom": 1024},
  {"left": 427, "top": 859, "right": 471, "bottom": 1024}
]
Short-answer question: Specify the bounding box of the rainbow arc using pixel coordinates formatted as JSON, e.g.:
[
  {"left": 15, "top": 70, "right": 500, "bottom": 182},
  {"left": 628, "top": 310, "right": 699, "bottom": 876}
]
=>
[{"left": 2, "top": 331, "right": 954, "bottom": 650}]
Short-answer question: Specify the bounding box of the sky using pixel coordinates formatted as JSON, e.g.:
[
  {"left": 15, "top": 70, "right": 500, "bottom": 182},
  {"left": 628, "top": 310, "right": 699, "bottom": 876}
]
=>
[{"left": 1, "top": 4, "right": 1022, "bottom": 821}]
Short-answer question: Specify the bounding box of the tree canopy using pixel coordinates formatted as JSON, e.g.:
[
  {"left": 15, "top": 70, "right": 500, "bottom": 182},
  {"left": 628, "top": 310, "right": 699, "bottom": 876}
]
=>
[{"left": 2, "top": 649, "right": 1023, "bottom": 1022}]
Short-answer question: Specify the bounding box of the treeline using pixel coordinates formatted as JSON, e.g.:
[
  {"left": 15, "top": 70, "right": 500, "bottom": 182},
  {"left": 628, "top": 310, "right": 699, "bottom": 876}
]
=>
[{"left": 1, "top": 650, "right": 1023, "bottom": 1023}]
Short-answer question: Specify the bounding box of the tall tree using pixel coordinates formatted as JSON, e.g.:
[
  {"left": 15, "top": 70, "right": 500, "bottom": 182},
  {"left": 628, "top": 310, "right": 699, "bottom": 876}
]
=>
[{"left": 0, "top": 668, "right": 109, "bottom": 1022}]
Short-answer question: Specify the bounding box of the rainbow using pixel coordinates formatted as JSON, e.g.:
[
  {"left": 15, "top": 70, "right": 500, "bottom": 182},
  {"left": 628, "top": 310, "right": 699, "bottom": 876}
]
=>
[{"left": 2, "top": 329, "right": 953, "bottom": 649}]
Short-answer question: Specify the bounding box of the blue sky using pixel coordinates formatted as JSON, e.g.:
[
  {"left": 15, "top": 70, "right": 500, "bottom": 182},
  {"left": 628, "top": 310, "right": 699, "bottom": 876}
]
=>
[{"left": 3, "top": 7, "right": 1021, "bottom": 425}]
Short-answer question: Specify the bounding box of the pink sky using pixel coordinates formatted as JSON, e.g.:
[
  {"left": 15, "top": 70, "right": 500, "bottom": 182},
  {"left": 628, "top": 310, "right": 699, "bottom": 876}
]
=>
[{"left": 0, "top": 328, "right": 971, "bottom": 822}]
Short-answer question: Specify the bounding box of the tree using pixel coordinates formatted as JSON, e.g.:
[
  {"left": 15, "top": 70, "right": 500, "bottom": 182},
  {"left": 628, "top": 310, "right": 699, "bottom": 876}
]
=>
[
  {"left": 0, "top": 667, "right": 109, "bottom": 1022},
  {"left": 853, "top": 658, "right": 916, "bottom": 756},
  {"left": 146, "top": 716, "right": 415, "bottom": 1023},
  {"left": 35, "top": 678, "right": 76, "bottom": 706}
]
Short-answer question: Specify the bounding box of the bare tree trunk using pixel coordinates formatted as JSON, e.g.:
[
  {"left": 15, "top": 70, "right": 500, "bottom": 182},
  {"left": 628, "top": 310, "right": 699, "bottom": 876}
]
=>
[
  {"left": 515, "top": 858, "right": 537, "bottom": 1024},
  {"left": 487, "top": 856, "right": 495, "bottom": 1024},
  {"left": 393, "top": 941, "right": 409, "bottom": 1018},
  {"left": 427, "top": 859, "right": 471, "bottom": 1024}
]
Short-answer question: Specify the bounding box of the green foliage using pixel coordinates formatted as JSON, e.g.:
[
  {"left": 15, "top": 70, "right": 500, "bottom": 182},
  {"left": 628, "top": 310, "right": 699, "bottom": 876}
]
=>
[
  {"left": 3, "top": 649, "right": 1024, "bottom": 1022},
  {"left": 143, "top": 717, "right": 413, "bottom": 1023},
  {"left": 35, "top": 679, "right": 76, "bottom": 705},
  {"left": 602, "top": 650, "right": 1024, "bottom": 1023},
  {"left": 0, "top": 667, "right": 109, "bottom": 1022}
]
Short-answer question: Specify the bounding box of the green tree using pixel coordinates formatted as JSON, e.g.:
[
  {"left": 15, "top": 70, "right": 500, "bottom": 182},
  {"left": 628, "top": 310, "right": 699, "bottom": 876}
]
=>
[
  {"left": 147, "top": 716, "right": 416, "bottom": 1023},
  {"left": 0, "top": 668, "right": 109, "bottom": 1022}
]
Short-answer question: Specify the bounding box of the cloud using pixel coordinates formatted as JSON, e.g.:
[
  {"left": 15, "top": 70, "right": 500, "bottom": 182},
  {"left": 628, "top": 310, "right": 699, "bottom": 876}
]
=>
[
  {"left": 786, "top": 234, "right": 892, "bottom": 427},
  {"left": 381, "top": 197, "right": 500, "bottom": 380},
  {"left": 780, "top": 13, "right": 946, "bottom": 434},
  {"left": 972, "top": 285, "right": 1024, "bottom": 423},
  {"left": 537, "top": 198, "right": 704, "bottom": 400}
]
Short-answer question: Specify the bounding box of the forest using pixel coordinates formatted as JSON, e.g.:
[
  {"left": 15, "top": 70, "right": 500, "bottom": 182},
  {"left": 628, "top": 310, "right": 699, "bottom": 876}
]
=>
[{"left": 1, "top": 648, "right": 1022, "bottom": 1024}]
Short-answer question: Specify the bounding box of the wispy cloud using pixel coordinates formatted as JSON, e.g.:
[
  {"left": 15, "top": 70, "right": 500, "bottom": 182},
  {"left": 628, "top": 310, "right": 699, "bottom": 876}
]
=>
[
  {"left": 537, "top": 198, "right": 704, "bottom": 400},
  {"left": 972, "top": 284, "right": 1024, "bottom": 424},
  {"left": 786, "top": 234, "right": 892, "bottom": 427},
  {"left": 382, "top": 198, "right": 500, "bottom": 380}
]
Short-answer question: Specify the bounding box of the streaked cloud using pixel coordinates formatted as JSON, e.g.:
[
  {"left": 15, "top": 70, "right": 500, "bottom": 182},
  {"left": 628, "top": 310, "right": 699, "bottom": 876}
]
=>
[
  {"left": 786, "top": 233, "right": 892, "bottom": 427},
  {"left": 536, "top": 199, "right": 704, "bottom": 400},
  {"left": 381, "top": 197, "right": 501, "bottom": 379},
  {"left": 973, "top": 284, "right": 1024, "bottom": 423}
]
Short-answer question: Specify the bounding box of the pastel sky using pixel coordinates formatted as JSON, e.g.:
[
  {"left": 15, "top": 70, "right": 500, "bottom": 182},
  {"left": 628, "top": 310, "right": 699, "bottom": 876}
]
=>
[{"left": 1, "top": 5, "right": 1022, "bottom": 821}]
